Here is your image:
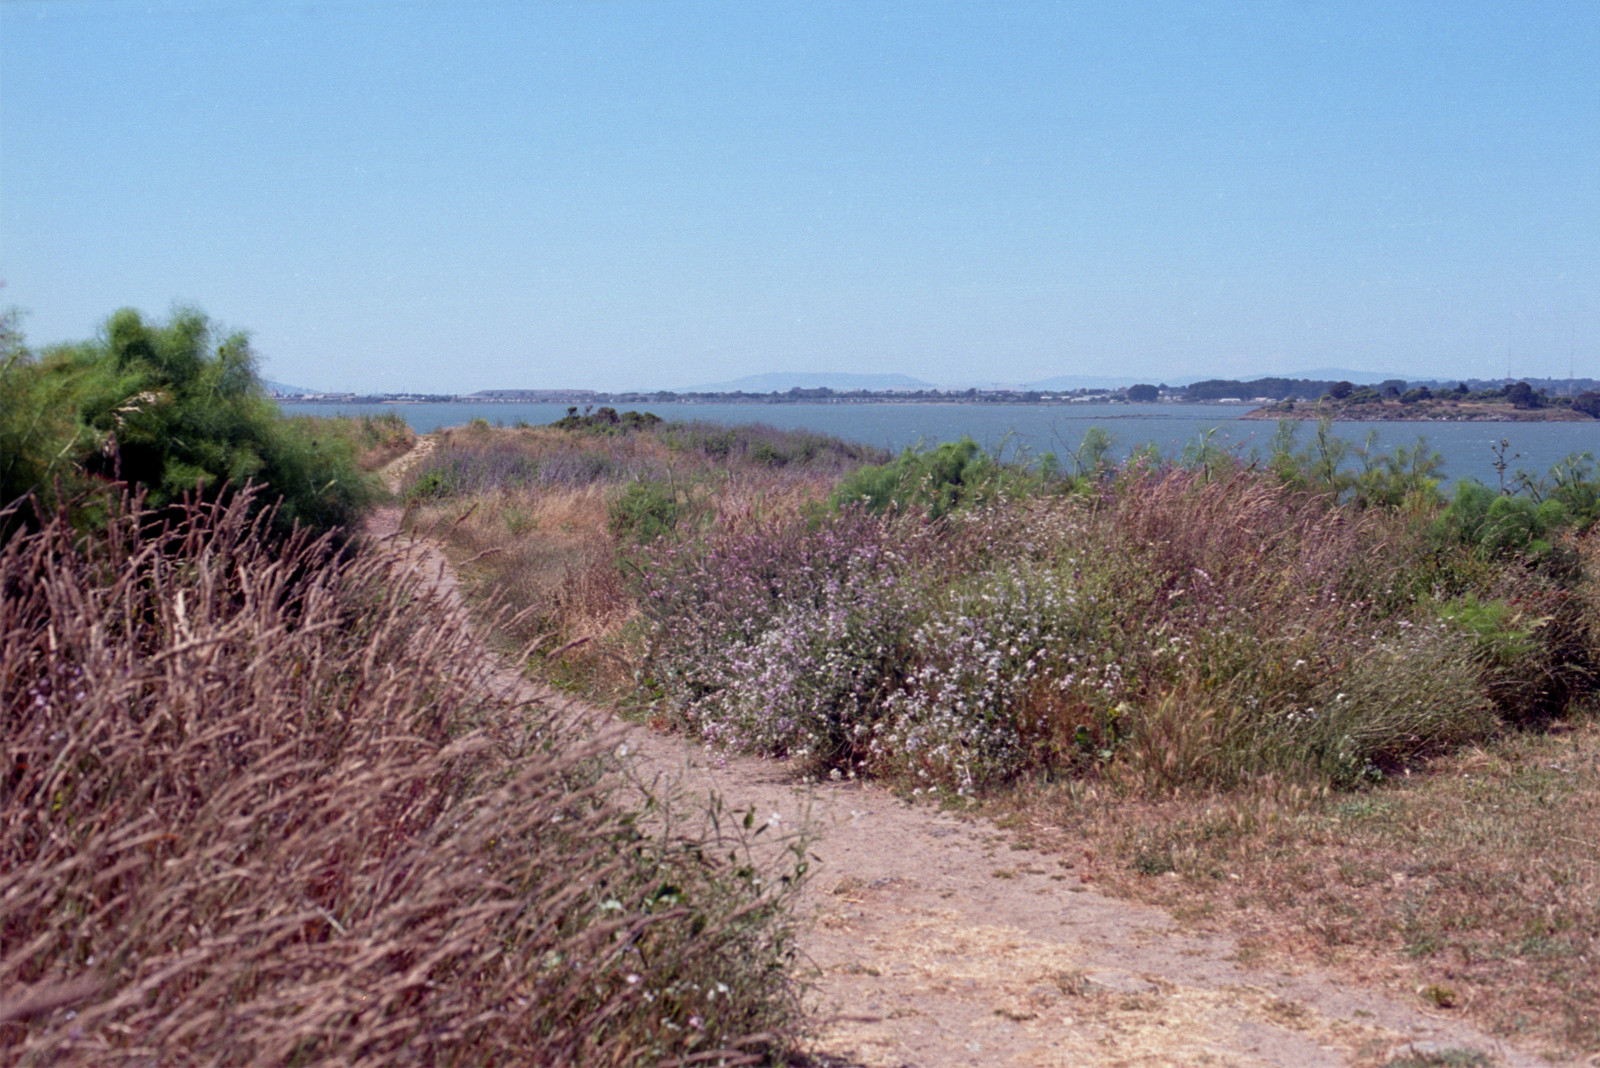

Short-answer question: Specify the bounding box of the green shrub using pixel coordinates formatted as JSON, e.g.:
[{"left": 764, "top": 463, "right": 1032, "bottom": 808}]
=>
[
  {"left": 1543, "top": 452, "right": 1600, "bottom": 534},
  {"left": 288, "top": 411, "right": 415, "bottom": 472},
  {"left": 1, "top": 306, "right": 373, "bottom": 536},
  {"left": 551, "top": 406, "right": 664, "bottom": 433},
  {"left": 1, "top": 315, "right": 88, "bottom": 523},
  {"left": 1439, "top": 594, "right": 1542, "bottom": 663},
  {"left": 1434, "top": 480, "right": 1569, "bottom": 558},
  {"left": 609, "top": 477, "right": 705, "bottom": 543},
  {"left": 1072, "top": 426, "right": 1116, "bottom": 478},
  {"left": 405, "top": 468, "right": 452, "bottom": 502},
  {"left": 831, "top": 436, "right": 1013, "bottom": 517}
]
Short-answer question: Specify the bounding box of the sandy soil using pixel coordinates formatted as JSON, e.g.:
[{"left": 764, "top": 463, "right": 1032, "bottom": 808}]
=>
[{"left": 369, "top": 447, "right": 1573, "bottom": 1068}]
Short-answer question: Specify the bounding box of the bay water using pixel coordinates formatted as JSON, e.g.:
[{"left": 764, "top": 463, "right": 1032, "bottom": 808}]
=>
[{"left": 280, "top": 400, "right": 1600, "bottom": 491}]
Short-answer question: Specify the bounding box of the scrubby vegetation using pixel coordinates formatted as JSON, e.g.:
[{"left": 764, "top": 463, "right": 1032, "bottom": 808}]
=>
[
  {"left": 399, "top": 418, "right": 888, "bottom": 687},
  {"left": 637, "top": 463, "right": 1590, "bottom": 793},
  {"left": 412, "top": 414, "right": 1599, "bottom": 797},
  {"left": 1, "top": 490, "right": 805, "bottom": 1065},
  {"left": 409, "top": 412, "right": 1600, "bottom": 796},
  {"left": 294, "top": 409, "right": 417, "bottom": 473},
  {"left": 1, "top": 306, "right": 375, "bottom": 536},
  {"left": 409, "top": 411, "right": 1600, "bottom": 1052}
]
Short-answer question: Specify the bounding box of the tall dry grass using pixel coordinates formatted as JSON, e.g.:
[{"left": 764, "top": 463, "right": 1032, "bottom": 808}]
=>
[
  {"left": 1, "top": 491, "right": 802, "bottom": 1066},
  {"left": 400, "top": 422, "right": 861, "bottom": 693}
]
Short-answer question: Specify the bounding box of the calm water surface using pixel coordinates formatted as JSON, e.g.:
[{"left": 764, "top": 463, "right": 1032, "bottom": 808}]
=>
[{"left": 280, "top": 401, "right": 1600, "bottom": 490}]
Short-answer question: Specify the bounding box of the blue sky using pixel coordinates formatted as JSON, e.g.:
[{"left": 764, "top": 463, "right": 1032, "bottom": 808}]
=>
[{"left": 3, "top": 1, "right": 1596, "bottom": 392}]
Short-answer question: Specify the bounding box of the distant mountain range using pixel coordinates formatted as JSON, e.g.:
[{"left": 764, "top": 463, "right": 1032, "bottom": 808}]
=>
[
  {"left": 1267, "top": 367, "right": 1426, "bottom": 386},
  {"left": 1015, "top": 374, "right": 1163, "bottom": 391},
  {"left": 673, "top": 372, "right": 936, "bottom": 392},
  {"left": 1012, "top": 368, "right": 1425, "bottom": 391},
  {"left": 270, "top": 366, "right": 1540, "bottom": 399}
]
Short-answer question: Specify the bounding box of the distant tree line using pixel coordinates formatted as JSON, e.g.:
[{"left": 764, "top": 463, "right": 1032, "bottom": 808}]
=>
[{"left": 1184, "top": 376, "right": 1600, "bottom": 411}]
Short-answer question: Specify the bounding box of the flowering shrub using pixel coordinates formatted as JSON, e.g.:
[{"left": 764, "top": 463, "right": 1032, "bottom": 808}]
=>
[
  {"left": 637, "top": 508, "right": 939, "bottom": 773},
  {"left": 875, "top": 561, "right": 1083, "bottom": 791},
  {"left": 630, "top": 462, "right": 1537, "bottom": 796}
]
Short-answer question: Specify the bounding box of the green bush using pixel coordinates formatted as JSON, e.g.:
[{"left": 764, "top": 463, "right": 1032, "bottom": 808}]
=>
[
  {"left": 1543, "top": 452, "right": 1600, "bottom": 534},
  {"left": 0, "top": 306, "right": 373, "bottom": 536},
  {"left": 1257, "top": 419, "right": 1443, "bottom": 510},
  {"left": 551, "top": 406, "right": 664, "bottom": 434},
  {"left": 609, "top": 477, "right": 705, "bottom": 544},
  {"left": 288, "top": 411, "right": 415, "bottom": 472},
  {"left": 1, "top": 312, "right": 87, "bottom": 522},
  {"left": 830, "top": 436, "right": 1016, "bottom": 517},
  {"left": 1434, "top": 480, "right": 1568, "bottom": 558},
  {"left": 405, "top": 469, "right": 453, "bottom": 502}
]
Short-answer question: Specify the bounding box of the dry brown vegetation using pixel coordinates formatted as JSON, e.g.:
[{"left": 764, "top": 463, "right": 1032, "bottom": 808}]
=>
[
  {"left": 394, "top": 417, "right": 1600, "bottom": 1059},
  {"left": 1015, "top": 715, "right": 1600, "bottom": 1057},
  {"left": 401, "top": 421, "right": 856, "bottom": 695},
  {"left": 1, "top": 490, "right": 803, "bottom": 1066}
]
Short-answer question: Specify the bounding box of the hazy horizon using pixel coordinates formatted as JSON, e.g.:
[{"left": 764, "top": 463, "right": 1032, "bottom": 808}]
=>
[{"left": 4, "top": 2, "right": 1596, "bottom": 393}]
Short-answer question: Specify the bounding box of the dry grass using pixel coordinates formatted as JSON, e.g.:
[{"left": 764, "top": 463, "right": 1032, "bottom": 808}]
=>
[
  {"left": 1, "top": 490, "right": 803, "bottom": 1065},
  {"left": 406, "top": 484, "right": 634, "bottom": 690},
  {"left": 399, "top": 423, "right": 854, "bottom": 697},
  {"left": 993, "top": 714, "right": 1600, "bottom": 1058}
]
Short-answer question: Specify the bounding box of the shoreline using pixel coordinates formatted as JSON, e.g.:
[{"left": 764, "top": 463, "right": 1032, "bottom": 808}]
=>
[{"left": 1241, "top": 401, "right": 1593, "bottom": 423}]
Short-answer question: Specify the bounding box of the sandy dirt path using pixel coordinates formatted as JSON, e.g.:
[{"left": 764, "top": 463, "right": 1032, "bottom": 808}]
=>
[{"left": 371, "top": 448, "right": 1568, "bottom": 1068}]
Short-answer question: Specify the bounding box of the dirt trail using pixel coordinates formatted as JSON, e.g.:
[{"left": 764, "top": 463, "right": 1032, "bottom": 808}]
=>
[{"left": 370, "top": 449, "right": 1566, "bottom": 1068}]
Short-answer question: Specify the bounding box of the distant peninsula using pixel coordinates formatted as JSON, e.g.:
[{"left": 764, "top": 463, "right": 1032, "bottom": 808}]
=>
[{"left": 1243, "top": 380, "right": 1599, "bottom": 422}]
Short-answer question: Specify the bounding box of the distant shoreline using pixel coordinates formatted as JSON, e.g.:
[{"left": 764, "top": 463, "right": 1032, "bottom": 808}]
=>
[
  {"left": 272, "top": 383, "right": 1599, "bottom": 423},
  {"left": 274, "top": 392, "right": 1229, "bottom": 407},
  {"left": 1241, "top": 399, "right": 1593, "bottom": 423}
]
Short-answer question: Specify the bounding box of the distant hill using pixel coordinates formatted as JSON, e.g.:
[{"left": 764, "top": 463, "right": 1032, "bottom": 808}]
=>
[
  {"left": 264, "top": 380, "right": 313, "bottom": 396},
  {"left": 1018, "top": 374, "right": 1170, "bottom": 391},
  {"left": 1021, "top": 368, "right": 1449, "bottom": 391},
  {"left": 676, "top": 372, "right": 935, "bottom": 393},
  {"left": 1268, "top": 367, "right": 1423, "bottom": 385}
]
